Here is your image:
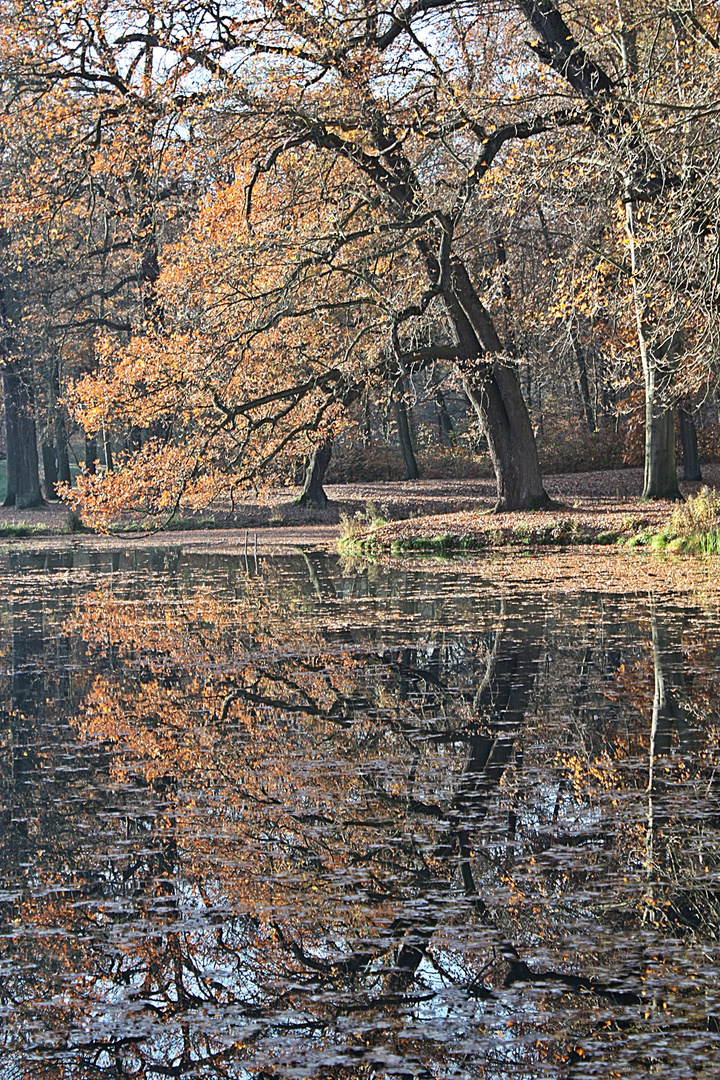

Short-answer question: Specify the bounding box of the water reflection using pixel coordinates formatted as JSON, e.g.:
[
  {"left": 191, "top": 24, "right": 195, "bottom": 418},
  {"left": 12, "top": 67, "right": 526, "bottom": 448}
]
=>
[{"left": 0, "top": 549, "right": 718, "bottom": 1078}]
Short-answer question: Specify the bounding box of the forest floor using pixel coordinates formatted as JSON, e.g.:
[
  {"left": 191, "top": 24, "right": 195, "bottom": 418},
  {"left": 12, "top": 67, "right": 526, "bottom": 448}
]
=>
[
  {"left": 0, "top": 464, "right": 716, "bottom": 550},
  {"left": 329, "top": 466, "right": 720, "bottom": 551}
]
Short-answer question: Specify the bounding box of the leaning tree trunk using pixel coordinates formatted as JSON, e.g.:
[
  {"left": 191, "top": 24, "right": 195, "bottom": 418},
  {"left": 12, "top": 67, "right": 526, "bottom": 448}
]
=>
[
  {"left": 297, "top": 437, "right": 333, "bottom": 509},
  {"left": 463, "top": 368, "right": 550, "bottom": 511},
  {"left": 447, "top": 259, "right": 550, "bottom": 511},
  {"left": 394, "top": 396, "right": 419, "bottom": 480},
  {"left": 2, "top": 364, "right": 42, "bottom": 509},
  {"left": 678, "top": 402, "right": 701, "bottom": 482}
]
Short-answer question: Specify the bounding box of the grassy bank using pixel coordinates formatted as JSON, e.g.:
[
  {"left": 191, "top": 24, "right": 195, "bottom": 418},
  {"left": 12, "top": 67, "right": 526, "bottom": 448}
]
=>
[
  {"left": 0, "top": 471, "right": 715, "bottom": 550},
  {"left": 0, "top": 503, "right": 82, "bottom": 538},
  {"left": 336, "top": 489, "right": 720, "bottom": 556},
  {"left": 641, "top": 487, "right": 720, "bottom": 553},
  {"left": 337, "top": 502, "right": 663, "bottom": 555}
]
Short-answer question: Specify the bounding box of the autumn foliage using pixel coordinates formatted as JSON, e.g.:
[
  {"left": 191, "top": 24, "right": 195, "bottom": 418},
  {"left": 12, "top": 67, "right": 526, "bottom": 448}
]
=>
[{"left": 3, "top": 0, "right": 720, "bottom": 516}]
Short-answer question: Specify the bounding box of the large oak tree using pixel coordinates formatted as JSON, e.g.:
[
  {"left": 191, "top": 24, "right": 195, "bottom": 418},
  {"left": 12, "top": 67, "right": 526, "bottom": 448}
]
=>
[{"left": 43, "top": 0, "right": 592, "bottom": 517}]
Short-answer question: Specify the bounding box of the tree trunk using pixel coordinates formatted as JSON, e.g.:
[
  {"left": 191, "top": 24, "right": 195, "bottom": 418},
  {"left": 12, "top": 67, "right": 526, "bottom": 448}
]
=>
[
  {"left": 394, "top": 396, "right": 419, "bottom": 480},
  {"left": 463, "top": 370, "right": 550, "bottom": 511},
  {"left": 637, "top": 332, "right": 682, "bottom": 498},
  {"left": 0, "top": 239, "right": 41, "bottom": 509},
  {"left": 570, "top": 325, "right": 596, "bottom": 432},
  {"left": 360, "top": 391, "right": 372, "bottom": 447},
  {"left": 297, "top": 437, "right": 333, "bottom": 508},
  {"left": 641, "top": 338, "right": 682, "bottom": 500},
  {"left": 41, "top": 442, "right": 59, "bottom": 500},
  {"left": 678, "top": 403, "right": 701, "bottom": 482},
  {"left": 624, "top": 186, "right": 681, "bottom": 501},
  {"left": 3, "top": 371, "right": 17, "bottom": 506},
  {"left": 55, "top": 420, "right": 70, "bottom": 485},
  {"left": 435, "top": 390, "right": 456, "bottom": 447},
  {"left": 643, "top": 398, "right": 679, "bottom": 500},
  {"left": 2, "top": 365, "right": 42, "bottom": 509},
  {"left": 50, "top": 356, "right": 71, "bottom": 485},
  {"left": 596, "top": 349, "right": 614, "bottom": 422},
  {"left": 517, "top": 3, "right": 682, "bottom": 502},
  {"left": 447, "top": 259, "right": 550, "bottom": 511},
  {"left": 85, "top": 435, "right": 98, "bottom": 476},
  {"left": 103, "top": 430, "right": 114, "bottom": 472}
]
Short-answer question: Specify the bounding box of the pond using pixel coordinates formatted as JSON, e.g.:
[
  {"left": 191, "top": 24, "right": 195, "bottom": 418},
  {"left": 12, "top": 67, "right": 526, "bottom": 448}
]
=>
[{"left": 0, "top": 545, "right": 719, "bottom": 1078}]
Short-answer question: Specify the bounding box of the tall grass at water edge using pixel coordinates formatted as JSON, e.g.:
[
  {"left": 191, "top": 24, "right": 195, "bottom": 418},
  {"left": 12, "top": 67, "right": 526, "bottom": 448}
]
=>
[{"left": 651, "top": 486, "right": 720, "bottom": 553}]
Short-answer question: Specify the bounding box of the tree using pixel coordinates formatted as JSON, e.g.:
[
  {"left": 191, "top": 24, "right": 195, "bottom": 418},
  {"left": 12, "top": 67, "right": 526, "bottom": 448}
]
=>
[
  {"left": 515, "top": 0, "right": 720, "bottom": 497},
  {"left": 0, "top": 236, "right": 42, "bottom": 508},
  {"left": 0, "top": 113, "right": 45, "bottom": 508},
  {"left": 55, "top": 0, "right": 603, "bottom": 521},
  {"left": 296, "top": 435, "right": 334, "bottom": 507},
  {"left": 0, "top": 0, "right": 202, "bottom": 504},
  {"left": 11, "top": 0, "right": 720, "bottom": 518}
]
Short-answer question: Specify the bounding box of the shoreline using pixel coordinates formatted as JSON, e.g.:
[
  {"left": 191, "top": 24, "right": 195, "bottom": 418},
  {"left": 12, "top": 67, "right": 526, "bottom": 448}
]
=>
[{"left": 0, "top": 465, "right": 716, "bottom": 552}]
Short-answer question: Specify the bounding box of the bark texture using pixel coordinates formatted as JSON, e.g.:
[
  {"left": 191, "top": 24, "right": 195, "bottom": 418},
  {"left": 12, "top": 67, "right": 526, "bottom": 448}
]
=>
[
  {"left": 447, "top": 260, "right": 550, "bottom": 511},
  {"left": 297, "top": 437, "right": 333, "bottom": 508},
  {"left": 435, "top": 390, "right": 456, "bottom": 446},
  {"left": 41, "top": 442, "right": 59, "bottom": 500},
  {"left": 642, "top": 398, "right": 680, "bottom": 500},
  {"left": 2, "top": 365, "right": 42, "bottom": 509},
  {"left": 394, "top": 396, "right": 419, "bottom": 480},
  {"left": 678, "top": 404, "right": 701, "bottom": 482}
]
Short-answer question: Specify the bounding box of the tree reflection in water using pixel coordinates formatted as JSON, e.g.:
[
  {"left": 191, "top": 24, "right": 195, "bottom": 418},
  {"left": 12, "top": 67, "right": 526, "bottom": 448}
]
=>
[{"left": 0, "top": 549, "right": 718, "bottom": 1078}]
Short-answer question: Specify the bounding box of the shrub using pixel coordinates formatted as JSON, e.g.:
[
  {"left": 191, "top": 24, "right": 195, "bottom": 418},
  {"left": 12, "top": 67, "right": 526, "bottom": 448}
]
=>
[
  {"left": 651, "top": 486, "right": 720, "bottom": 552},
  {"left": 512, "top": 517, "right": 586, "bottom": 545},
  {"left": 391, "top": 533, "right": 460, "bottom": 553},
  {"left": 415, "top": 450, "right": 492, "bottom": 480},
  {"left": 338, "top": 502, "right": 388, "bottom": 553},
  {"left": 339, "top": 501, "right": 386, "bottom": 537},
  {"left": 327, "top": 441, "right": 492, "bottom": 482},
  {"left": 537, "top": 423, "right": 628, "bottom": 473},
  {"left": 327, "top": 444, "right": 405, "bottom": 482},
  {"left": 670, "top": 485, "right": 720, "bottom": 536}
]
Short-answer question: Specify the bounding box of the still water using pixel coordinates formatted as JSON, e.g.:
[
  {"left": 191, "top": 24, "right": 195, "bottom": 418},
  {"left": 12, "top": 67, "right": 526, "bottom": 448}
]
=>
[{"left": 0, "top": 545, "right": 719, "bottom": 1078}]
